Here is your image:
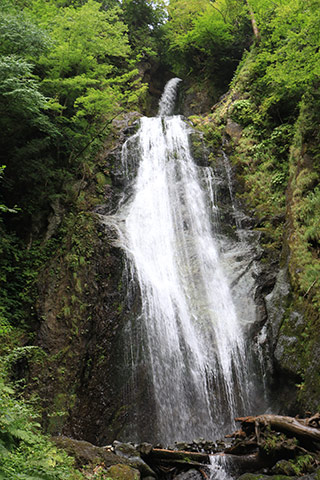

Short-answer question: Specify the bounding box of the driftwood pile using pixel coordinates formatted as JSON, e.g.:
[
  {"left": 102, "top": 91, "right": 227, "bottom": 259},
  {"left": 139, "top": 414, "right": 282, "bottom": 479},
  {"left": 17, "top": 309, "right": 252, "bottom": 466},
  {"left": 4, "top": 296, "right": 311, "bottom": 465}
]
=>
[{"left": 140, "top": 414, "right": 320, "bottom": 479}]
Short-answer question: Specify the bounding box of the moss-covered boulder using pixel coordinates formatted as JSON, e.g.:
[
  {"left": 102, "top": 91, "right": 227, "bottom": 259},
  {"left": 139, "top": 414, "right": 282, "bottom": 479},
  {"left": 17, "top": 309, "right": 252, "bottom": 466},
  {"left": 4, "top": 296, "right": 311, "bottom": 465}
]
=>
[
  {"left": 52, "top": 437, "right": 156, "bottom": 478},
  {"left": 52, "top": 436, "right": 127, "bottom": 469},
  {"left": 106, "top": 464, "right": 140, "bottom": 480}
]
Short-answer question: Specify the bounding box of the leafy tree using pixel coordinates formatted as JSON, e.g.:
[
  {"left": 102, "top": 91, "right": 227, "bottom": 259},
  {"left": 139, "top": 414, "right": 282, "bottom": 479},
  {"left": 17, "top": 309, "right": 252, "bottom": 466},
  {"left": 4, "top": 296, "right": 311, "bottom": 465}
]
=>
[
  {"left": 0, "top": 13, "right": 59, "bottom": 221},
  {"left": 0, "top": 0, "right": 148, "bottom": 225},
  {"left": 235, "top": 0, "right": 320, "bottom": 124},
  {"left": 28, "top": 0, "right": 147, "bottom": 135},
  {"left": 121, "top": 0, "right": 167, "bottom": 52},
  {"left": 164, "top": 0, "right": 251, "bottom": 89},
  {"left": 0, "top": 10, "right": 49, "bottom": 56}
]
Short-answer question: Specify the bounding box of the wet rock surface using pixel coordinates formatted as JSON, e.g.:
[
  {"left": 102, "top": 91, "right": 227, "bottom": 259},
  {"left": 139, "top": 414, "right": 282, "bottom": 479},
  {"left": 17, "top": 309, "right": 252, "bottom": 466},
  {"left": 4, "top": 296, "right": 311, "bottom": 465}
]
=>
[
  {"left": 238, "top": 473, "right": 320, "bottom": 480},
  {"left": 174, "top": 470, "right": 203, "bottom": 480},
  {"left": 106, "top": 464, "right": 141, "bottom": 480}
]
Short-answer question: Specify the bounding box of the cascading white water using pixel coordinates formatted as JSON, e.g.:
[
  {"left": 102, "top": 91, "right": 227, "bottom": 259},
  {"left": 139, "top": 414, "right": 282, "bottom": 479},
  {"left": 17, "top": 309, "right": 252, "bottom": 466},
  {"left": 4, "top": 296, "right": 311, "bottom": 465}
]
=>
[
  {"left": 209, "top": 454, "right": 233, "bottom": 480},
  {"left": 107, "top": 78, "right": 263, "bottom": 444}
]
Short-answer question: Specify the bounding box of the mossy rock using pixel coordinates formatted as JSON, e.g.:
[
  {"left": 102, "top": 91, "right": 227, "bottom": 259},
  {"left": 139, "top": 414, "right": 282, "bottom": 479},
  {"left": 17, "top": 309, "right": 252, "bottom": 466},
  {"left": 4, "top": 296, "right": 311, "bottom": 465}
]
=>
[
  {"left": 52, "top": 436, "right": 127, "bottom": 469},
  {"left": 106, "top": 464, "right": 140, "bottom": 480},
  {"left": 272, "top": 459, "right": 297, "bottom": 476},
  {"left": 238, "top": 474, "right": 293, "bottom": 480}
]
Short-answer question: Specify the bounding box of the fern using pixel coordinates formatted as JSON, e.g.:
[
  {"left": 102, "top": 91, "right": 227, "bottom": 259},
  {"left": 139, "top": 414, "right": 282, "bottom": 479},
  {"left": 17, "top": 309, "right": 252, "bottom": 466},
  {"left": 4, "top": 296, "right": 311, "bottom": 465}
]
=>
[{"left": 0, "top": 378, "right": 84, "bottom": 479}]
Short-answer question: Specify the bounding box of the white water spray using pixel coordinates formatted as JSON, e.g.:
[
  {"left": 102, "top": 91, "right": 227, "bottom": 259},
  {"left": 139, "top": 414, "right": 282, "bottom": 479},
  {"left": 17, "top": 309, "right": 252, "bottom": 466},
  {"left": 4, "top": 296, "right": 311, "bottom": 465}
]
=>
[
  {"left": 107, "top": 78, "right": 263, "bottom": 444},
  {"left": 209, "top": 455, "right": 234, "bottom": 480}
]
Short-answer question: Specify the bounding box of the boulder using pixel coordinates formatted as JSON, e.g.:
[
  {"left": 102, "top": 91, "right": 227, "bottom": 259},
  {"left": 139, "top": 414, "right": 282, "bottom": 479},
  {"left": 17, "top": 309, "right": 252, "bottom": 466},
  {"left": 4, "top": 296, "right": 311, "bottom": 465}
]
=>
[
  {"left": 106, "top": 464, "right": 140, "bottom": 480},
  {"left": 174, "top": 469, "right": 203, "bottom": 480},
  {"left": 52, "top": 436, "right": 156, "bottom": 477},
  {"left": 52, "top": 436, "right": 124, "bottom": 469},
  {"left": 271, "top": 460, "right": 297, "bottom": 476}
]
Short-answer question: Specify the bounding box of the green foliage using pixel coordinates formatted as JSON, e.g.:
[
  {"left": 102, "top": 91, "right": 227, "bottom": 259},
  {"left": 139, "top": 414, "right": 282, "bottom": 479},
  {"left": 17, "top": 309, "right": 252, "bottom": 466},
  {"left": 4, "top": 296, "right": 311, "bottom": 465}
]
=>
[
  {"left": 0, "top": 377, "right": 83, "bottom": 479},
  {"left": 287, "top": 93, "right": 320, "bottom": 309},
  {"left": 234, "top": 0, "right": 320, "bottom": 122},
  {"left": 210, "top": 0, "right": 320, "bottom": 259},
  {"left": 0, "top": 0, "right": 148, "bottom": 226},
  {"left": 121, "top": 0, "right": 166, "bottom": 52},
  {"left": 0, "top": 167, "right": 17, "bottom": 215},
  {"left": 255, "top": 0, "right": 320, "bottom": 91},
  {"left": 262, "top": 431, "right": 298, "bottom": 455},
  {"left": 289, "top": 454, "right": 314, "bottom": 476},
  {"left": 164, "top": 0, "right": 251, "bottom": 90},
  {"left": 231, "top": 99, "right": 255, "bottom": 126},
  {"left": 0, "top": 55, "right": 56, "bottom": 135},
  {"left": 0, "top": 0, "right": 151, "bottom": 383},
  {"left": 0, "top": 9, "right": 49, "bottom": 56},
  {"left": 227, "top": 119, "right": 293, "bottom": 250},
  {"left": 28, "top": 0, "right": 147, "bottom": 126}
]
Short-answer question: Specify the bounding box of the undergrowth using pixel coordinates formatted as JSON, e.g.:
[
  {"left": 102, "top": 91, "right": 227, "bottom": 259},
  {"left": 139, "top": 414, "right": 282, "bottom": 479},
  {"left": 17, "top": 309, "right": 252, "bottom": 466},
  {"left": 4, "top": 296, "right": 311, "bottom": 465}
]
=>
[{"left": 0, "top": 375, "right": 83, "bottom": 479}]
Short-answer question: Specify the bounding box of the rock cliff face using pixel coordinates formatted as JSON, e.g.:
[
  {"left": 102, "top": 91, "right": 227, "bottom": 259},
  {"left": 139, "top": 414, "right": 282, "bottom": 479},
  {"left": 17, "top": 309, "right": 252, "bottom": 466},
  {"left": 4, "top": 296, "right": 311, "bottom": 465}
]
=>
[{"left": 31, "top": 113, "right": 143, "bottom": 444}]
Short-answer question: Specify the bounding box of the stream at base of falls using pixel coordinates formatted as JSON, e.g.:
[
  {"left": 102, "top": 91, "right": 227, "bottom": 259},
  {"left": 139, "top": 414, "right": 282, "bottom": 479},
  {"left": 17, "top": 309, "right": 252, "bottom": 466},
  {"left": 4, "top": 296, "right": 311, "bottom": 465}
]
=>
[{"left": 103, "top": 78, "right": 269, "bottom": 445}]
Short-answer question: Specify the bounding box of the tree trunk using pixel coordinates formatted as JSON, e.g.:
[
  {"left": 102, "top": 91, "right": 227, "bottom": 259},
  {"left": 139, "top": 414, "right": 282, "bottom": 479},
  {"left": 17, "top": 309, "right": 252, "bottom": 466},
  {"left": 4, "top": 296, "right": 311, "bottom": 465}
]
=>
[
  {"left": 246, "top": 1, "right": 260, "bottom": 41},
  {"left": 146, "top": 447, "right": 209, "bottom": 464},
  {"left": 236, "top": 414, "right": 320, "bottom": 442},
  {"left": 143, "top": 449, "right": 271, "bottom": 473}
]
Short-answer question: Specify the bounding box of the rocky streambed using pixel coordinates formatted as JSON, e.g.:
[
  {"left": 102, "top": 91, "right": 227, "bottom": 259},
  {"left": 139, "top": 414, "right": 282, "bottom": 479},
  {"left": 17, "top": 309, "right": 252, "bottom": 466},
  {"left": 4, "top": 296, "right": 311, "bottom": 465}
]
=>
[{"left": 52, "top": 414, "right": 320, "bottom": 480}]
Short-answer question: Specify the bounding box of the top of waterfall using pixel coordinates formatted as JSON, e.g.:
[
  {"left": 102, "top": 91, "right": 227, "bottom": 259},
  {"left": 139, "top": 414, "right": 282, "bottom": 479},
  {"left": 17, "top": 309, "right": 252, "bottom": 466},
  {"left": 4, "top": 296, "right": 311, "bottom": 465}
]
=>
[{"left": 158, "top": 78, "right": 182, "bottom": 117}]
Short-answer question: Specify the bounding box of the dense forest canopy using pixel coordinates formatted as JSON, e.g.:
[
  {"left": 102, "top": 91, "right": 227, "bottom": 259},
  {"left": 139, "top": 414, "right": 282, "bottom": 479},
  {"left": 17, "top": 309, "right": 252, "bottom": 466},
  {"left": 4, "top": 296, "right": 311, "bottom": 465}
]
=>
[{"left": 0, "top": 0, "right": 319, "bottom": 478}]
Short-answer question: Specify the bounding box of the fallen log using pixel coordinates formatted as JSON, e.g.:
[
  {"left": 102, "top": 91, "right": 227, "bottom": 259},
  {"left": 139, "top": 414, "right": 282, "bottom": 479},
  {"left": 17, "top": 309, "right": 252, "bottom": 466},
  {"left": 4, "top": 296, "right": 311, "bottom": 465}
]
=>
[
  {"left": 210, "top": 452, "right": 271, "bottom": 473},
  {"left": 153, "top": 453, "right": 272, "bottom": 474},
  {"left": 151, "top": 458, "right": 206, "bottom": 469},
  {"left": 147, "top": 448, "right": 210, "bottom": 464},
  {"left": 235, "top": 414, "right": 320, "bottom": 443},
  {"left": 144, "top": 448, "right": 272, "bottom": 474}
]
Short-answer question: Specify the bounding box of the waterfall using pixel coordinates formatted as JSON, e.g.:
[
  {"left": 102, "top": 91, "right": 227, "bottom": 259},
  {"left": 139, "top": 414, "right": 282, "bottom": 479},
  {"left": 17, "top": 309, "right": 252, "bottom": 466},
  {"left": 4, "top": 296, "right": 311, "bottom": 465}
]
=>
[{"left": 106, "top": 78, "right": 265, "bottom": 444}]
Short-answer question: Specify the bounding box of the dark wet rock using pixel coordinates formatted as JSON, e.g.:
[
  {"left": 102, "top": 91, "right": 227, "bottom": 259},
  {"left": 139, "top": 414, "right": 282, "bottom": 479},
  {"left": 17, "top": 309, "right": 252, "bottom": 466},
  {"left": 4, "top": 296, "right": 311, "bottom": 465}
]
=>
[
  {"left": 112, "top": 442, "right": 156, "bottom": 478},
  {"left": 174, "top": 469, "right": 203, "bottom": 480},
  {"left": 175, "top": 442, "right": 190, "bottom": 451},
  {"left": 298, "top": 472, "right": 320, "bottom": 480},
  {"left": 238, "top": 473, "right": 320, "bottom": 480},
  {"left": 112, "top": 112, "right": 142, "bottom": 133},
  {"left": 225, "top": 119, "right": 243, "bottom": 144},
  {"left": 125, "top": 457, "right": 156, "bottom": 478},
  {"left": 138, "top": 443, "right": 153, "bottom": 456},
  {"left": 173, "top": 439, "right": 218, "bottom": 454},
  {"left": 179, "top": 81, "right": 214, "bottom": 117},
  {"left": 189, "top": 131, "right": 209, "bottom": 167},
  {"left": 112, "top": 441, "right": 156, "bottom": 478},
  {"left": 274, "top": 335, "right": 300, "bottom": 373},
  {"left": 216, "top": 441, "right": 228, "bottom": 452},
  {"left": 113, "top": 441, "right": 140, "bottom": 458},
  {"left": 265, "top": 268, "right": 291, "bottom": 350},
  {"left": 108, "top": 113, "right": 142, "bottom": 188},
  {"left": 45, "top": 197, "right": 64, "bottom": 241},
  {"left": 238, "top": 474, "right": 292, "bottom": 480}
]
